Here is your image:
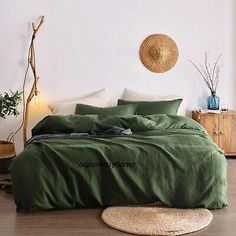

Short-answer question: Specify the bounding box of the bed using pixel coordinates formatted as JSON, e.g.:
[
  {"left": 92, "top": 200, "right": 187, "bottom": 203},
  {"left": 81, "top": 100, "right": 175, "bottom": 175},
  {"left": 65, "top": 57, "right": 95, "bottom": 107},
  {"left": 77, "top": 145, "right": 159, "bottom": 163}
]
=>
[{"left": 10, "top": 114, "right": 227, "bottom": 211}]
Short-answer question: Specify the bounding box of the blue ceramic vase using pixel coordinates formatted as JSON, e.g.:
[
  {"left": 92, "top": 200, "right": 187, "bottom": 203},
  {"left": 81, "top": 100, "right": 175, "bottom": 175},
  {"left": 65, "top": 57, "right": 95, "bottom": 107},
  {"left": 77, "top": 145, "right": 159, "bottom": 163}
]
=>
[{"left": 207, "top": 92, "right": 220, "bottom": 110}]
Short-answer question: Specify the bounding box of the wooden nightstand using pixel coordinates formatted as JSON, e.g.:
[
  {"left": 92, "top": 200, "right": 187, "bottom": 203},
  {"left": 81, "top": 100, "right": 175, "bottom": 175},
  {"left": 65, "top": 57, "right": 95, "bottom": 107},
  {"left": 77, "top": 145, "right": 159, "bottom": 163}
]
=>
[{"left": 192, "top": 111, "right": 236, "bottom": 157}]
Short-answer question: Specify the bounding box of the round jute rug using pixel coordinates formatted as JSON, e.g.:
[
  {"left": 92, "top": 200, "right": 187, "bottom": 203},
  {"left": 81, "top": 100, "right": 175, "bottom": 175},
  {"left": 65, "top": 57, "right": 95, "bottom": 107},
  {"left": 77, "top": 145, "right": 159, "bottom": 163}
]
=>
[{"left": 101, "top": 206, "right": 213, "bottom": 236}]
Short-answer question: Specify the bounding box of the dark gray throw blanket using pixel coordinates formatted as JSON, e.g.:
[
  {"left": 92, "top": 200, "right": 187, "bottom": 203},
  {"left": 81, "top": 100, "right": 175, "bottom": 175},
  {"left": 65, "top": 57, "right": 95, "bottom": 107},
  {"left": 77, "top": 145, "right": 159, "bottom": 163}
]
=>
[{"left": 27, "top": 126, "right": 132, "bottom": 145}]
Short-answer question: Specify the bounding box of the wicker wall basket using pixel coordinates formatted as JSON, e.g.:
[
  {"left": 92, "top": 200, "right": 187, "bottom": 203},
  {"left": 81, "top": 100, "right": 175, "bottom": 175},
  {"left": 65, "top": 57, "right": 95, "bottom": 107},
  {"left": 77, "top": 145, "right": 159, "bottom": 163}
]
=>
[{"left": 0, "top": 141, "right": 16, "bottom": 173}]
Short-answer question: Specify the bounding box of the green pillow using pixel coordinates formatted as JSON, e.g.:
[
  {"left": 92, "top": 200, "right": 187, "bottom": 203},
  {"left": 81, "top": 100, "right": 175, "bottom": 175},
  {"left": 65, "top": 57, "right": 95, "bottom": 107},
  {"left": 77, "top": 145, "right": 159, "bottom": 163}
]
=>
[
  {"left": 117, "top": 99, "right": 182, "bottom": 115},
  {"left": 75, "top": 103, "right": 137, "bottom": 116}
]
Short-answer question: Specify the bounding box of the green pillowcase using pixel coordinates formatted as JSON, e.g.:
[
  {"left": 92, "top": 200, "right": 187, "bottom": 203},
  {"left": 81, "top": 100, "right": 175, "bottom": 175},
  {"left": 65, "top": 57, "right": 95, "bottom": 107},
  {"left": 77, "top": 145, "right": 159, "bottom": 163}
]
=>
[
  {"left": 75, "top": 103, "right": 137, "bottom": 116},
  {"left": 117, "top": 99, "right": 182, "bottom": 115}
]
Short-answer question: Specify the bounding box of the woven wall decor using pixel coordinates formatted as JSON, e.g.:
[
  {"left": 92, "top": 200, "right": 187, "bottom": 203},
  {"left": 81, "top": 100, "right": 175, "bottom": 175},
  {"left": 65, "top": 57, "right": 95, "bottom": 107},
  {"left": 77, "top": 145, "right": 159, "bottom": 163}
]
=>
[{"left": 139, "top": 34, "right": 179, "bottom": 73}]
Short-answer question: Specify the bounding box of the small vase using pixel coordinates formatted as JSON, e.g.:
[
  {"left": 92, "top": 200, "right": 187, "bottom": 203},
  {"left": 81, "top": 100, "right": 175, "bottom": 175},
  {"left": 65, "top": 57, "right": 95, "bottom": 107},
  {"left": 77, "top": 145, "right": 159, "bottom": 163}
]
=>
[{"left": 207, "top": 92, "right": 220, "bottom": 110}]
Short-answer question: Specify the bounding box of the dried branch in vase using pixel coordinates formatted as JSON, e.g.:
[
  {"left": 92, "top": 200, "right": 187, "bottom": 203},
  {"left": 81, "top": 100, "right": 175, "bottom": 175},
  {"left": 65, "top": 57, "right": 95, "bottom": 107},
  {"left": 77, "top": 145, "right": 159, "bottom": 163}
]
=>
[{"left": 190, "top": 51, "right": 222, "bottom": 94}]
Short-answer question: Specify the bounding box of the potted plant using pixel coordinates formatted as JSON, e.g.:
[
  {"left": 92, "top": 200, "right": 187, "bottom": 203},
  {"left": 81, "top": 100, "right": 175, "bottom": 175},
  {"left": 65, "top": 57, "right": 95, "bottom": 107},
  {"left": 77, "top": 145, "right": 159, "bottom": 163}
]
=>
[{"left": 0, "top": 90, "right": 22, "bottom": 172}]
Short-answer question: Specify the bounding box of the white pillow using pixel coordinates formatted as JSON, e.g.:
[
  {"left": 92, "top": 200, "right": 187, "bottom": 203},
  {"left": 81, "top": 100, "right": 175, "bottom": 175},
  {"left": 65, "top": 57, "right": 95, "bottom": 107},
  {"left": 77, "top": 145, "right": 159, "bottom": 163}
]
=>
[
  {"left": 49, "top": 89, "right": 112, "bottom": 115},
  {"left": 121, "top": 88, "right": 187, "bottom": 116}
]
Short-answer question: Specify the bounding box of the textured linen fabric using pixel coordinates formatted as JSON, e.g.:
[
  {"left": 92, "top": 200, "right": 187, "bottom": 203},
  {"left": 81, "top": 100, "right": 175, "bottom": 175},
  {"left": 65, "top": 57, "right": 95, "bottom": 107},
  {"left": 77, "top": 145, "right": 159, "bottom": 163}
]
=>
[
  {"left": 121, "top": 88, "right": 187, "bottom": 116},
  {"left": 10, "top": 114, "right": 227, "bottom": 211},
  {"left": 75, "top": 103, "right": 137, "bottom": 116},
  {"left": 48, "top": 89, "right": 112, "bottom": 115},
  {"left": 118, "top": 99, "right": 182, "bottom": 115}
]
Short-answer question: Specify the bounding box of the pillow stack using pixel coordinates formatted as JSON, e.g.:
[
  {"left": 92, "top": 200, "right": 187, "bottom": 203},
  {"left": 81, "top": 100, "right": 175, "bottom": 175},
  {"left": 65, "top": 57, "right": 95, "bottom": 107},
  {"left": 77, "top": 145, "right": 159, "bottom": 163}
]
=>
[
  {"left": 121, "top": 88, "right": 186, "bottom": 116},
  {"left": 48, "top": 88, "right": 185, "bottom": 116}
]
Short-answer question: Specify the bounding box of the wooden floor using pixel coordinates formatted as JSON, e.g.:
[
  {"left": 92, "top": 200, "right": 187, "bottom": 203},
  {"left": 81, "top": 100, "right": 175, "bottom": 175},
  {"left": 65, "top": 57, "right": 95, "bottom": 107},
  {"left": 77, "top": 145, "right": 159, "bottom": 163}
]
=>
[{"left": 0, "top": 159, "right": 235, "bottom": 236}]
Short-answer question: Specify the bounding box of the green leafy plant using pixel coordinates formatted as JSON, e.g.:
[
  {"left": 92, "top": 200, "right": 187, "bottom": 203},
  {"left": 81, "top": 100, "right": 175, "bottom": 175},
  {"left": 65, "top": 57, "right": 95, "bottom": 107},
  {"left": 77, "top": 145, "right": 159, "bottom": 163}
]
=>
[{"left": 0, "top": 90, "right": 22, "bottom": 119}]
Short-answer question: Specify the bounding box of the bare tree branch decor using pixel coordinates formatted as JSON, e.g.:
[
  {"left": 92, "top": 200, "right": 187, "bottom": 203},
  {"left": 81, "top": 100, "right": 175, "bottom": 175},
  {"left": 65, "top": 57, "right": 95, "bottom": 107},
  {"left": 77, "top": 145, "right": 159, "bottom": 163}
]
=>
[
  {"left": 23, "top": 16, "right": 45, "bottom": 145},
  {"left": 190, "top": 51, "right": 222, "bottom": 94}
]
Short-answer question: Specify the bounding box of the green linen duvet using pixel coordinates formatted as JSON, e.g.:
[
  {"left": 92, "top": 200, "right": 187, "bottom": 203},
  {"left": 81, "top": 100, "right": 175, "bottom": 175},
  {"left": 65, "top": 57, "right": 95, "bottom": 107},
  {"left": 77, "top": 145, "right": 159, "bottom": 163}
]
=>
[{"left": 10, "top": 114, "right": 227, "bottom": 211}]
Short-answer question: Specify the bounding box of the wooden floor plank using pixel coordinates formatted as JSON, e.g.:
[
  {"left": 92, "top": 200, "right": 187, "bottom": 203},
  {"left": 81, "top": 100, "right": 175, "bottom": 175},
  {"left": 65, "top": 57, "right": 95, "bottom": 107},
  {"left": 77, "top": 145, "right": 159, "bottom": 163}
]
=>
[{"left": 0, "top": 159, "right": 235, "bottom": 236}]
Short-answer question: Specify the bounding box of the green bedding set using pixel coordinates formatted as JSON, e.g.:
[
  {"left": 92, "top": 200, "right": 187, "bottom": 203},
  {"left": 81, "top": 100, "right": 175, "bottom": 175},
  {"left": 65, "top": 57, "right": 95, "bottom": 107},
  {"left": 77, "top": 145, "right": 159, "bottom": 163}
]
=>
[{"left": 10, "top": 114, "right": 227, "bottom": 211}]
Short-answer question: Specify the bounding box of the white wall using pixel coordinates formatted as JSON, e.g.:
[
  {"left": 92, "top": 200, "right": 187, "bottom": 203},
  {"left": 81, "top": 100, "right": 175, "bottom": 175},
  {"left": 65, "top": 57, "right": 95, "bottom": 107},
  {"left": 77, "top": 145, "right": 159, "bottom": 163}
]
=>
[
  {"left": 224, "top": 0, "right": 236, "bottom": 109},
  {"left": 0, "top": 0, "right": 235, "bottom": 153}
]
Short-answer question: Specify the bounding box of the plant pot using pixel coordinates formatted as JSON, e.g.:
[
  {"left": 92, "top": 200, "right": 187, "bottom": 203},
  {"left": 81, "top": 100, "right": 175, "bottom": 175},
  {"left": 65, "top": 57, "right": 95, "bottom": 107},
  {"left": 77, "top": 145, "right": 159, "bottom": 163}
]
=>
[{"left": 0, "top": 141, "right": 16, "bottom": 173}]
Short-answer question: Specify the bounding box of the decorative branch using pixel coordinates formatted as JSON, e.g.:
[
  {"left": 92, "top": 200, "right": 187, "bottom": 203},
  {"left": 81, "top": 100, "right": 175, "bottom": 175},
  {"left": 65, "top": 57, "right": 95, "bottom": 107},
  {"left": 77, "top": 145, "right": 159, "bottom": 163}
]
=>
[
  {"left": 200, "top": 65, "right": 212, "bottom": 89},
  {"left": 23, "top": 16, "right": 45, "bottom": 145},
  {"left": 32, "top": 16, "right": 44, "bottom": 37},
  {"left": 189, "top": 51, "right": 222, "bottom": 94},
  {"left": 23, "top": 77, "right": 39, "bottom": 145},
  {"left": 204, "top": 51, "right": 212, "bottom": 87},
  {"left": 212, "top": 55, "right": 222, "bottom": 85}
]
